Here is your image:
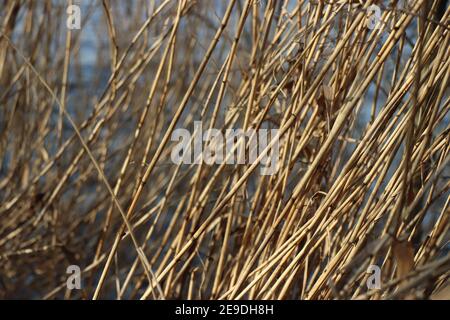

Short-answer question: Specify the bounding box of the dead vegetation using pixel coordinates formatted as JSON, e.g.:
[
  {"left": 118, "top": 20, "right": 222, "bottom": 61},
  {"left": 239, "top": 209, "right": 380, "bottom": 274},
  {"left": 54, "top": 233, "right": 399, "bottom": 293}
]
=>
[{"left": 0, "top": 0, "right": 449, "bottom": 299}]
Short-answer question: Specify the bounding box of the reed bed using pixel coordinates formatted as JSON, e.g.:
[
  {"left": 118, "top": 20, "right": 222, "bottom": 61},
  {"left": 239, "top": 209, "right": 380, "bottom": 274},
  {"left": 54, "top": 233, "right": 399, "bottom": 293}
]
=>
[{"left": 0, "top": 0, "right": 449, "bottom": 299}]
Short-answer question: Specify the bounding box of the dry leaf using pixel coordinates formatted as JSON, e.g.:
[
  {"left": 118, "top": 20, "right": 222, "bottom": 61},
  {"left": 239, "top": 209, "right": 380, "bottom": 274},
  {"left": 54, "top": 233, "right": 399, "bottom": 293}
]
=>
[
  {"left": 430, "top": 286, "right": 450, "bottom": 300},
  {"left": 393, "top": 240, "right": 415, "bottom": 279},
  {"left": 322, "top": 84, "right": 334, "bottom": 102}
]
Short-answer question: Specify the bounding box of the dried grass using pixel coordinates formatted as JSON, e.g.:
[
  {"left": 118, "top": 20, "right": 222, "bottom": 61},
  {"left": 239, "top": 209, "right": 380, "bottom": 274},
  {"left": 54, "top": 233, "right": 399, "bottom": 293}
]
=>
[{"left": 0, "top": 0, "right": 448, "bottom": 299}]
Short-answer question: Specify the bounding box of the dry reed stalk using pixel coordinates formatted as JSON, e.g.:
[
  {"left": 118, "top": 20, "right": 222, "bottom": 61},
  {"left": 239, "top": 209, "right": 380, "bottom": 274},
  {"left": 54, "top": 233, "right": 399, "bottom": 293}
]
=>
[{"left": 0, "top": 0, "right": 448, "bottom": 300}]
